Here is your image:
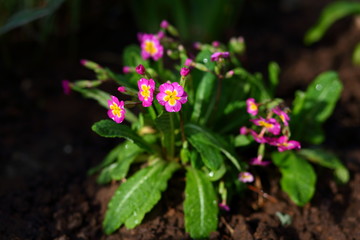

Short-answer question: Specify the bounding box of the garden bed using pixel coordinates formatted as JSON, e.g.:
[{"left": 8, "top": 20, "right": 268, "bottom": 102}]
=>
[{"left": 1, "top": 0, "right": 360, "bottom": 239}]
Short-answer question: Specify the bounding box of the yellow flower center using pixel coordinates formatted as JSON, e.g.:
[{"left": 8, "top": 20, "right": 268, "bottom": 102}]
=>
[
  {"left": 258, "top": 120, "right": 273, "bottom": 129},
  {"left": 110, "top": 103, "right": 122, "bottom": 118},
  {"left": 141, "top": 84, "right": 151, "bottom": 100},
  {"left": 144, "top": 40, "right": 158, "bottom": 55},
  {"left": 250, "top": 103, "right": 258, "bottom": 111},
  {"left": 164, "top": 90, "right": 180, "bottom": 106},
  {"left": 280, "top": 114, "right": 285, "bottom": 122}
]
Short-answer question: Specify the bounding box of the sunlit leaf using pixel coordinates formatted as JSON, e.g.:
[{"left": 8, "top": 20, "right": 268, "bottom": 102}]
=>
[
  {"left": 92, "top": 120, "right": 154, "bottom": 153},
  {"left": 272, "top": 151, "right": 316, "bottom": 206},
  {"left": 103, "top": 161, "right": 179, "bottom": 234},
  {"left": 184, "top": 167, "right": 218, "bottom": 238}
]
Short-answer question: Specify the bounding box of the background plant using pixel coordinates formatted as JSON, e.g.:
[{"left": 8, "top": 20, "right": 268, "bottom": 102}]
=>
[
  {"left": 304, "top": 0, "right": 360, "bottom": 65},
  {"left": 67, "top": 21, "right": 349, "bottom": 238}
]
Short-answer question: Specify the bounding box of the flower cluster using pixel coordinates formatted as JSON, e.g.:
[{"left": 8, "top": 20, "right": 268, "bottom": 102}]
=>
[
  {"left": 240, "top": 98, "right": 301, "bottom": 165},
  {"left": 105, "top": 20, "right": 191, "bottom": 123}
]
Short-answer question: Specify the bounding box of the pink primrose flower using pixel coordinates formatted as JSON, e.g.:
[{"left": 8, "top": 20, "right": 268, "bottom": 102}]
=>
[
  {"left": 107, "top": 96, "right": 126, "bottom": 123},
  {"left": 62, "top": 80, "right": 71, "bottom": 95},
  {"left": 249, "top": 156, "right": 271, "bottom": 166},
  {"left": 117, "top": 86, "right": 126, "bottom": 93},
  {"left": 211, "top": 51, "right": 230, "bottom": 61},
  {"left": 160, "top": 20, "right": 169, "bottom": 29},
  {"left": 180, "top": 67, "right": 190, "bottom": 77},
  {"left": 251, "top": 117, "right": 281, "bottom": 135},
  {"left": 136, "top": 64, "right": 146, "bottom": 75},
  {"left": 276, "top": 136, "right": 301, "bottom": 152},
  {"left": 238, "top": 172, "right": 254, "bottom": 183},
  {"left": 123, "top": 66, "right": 131, "bottom": 74},
  {"left": 272, "top": 106, "right": 290, "bottom": 126},
  {"left": 138, "top": 78, "right": 155, "bottom": 107},
  {"left": 246, "top": 98, "right": 259, "bottom": 116},
  {"left": 249, "top": 129, "right": 267, "bottom": 143},
  {"left": 140, "top": 34, "right": 164, "bottom": 61},
  {"left": 219, "top": 203, "right": 230, "bottom": 211},
  {"left": 156, "top": 82, "right": 188, "bottom": 112}
]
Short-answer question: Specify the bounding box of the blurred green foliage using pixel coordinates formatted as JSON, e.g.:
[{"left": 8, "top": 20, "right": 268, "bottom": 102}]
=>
[{"left": 130, "top": 0, "right": 244, "bottom": 42}]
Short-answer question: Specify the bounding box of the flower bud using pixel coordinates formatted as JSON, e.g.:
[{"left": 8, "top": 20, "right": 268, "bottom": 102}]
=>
[
  {"left": 123, "top": 66, "right": 131, "bottom": 74},
  {"left": 160, "top": 20, "right": 169, "bottom": 29},
  {"left": 136, "top": 64, "right": 146, "bottom": 75},
  {"left": 180, "top": 67, "right": 190, "bottom": 77}
]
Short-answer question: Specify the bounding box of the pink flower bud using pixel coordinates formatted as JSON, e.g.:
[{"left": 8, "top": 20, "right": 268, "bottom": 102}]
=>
[
  {"left": 136, "top": 64, "right": 146, "bottom": 75},
  {"left": 118, "top": 86, "right": 126, "bottom": 93},
  {"left": 185, "top": 58, "right": 193, "bottom": 66},
  {"left": 80, "top": 59, "right": 87, "bottom": 66},
  {"left": 180, "top": 67, "right": 190, "bottom": 77},
  {"left": 160, "top": 20, "right": 169, "bottom": 29},
  {"left": 212, "top": 41, "right": 220, "bottom": 47},
  {"left": 219, "top": 203, "right": 230, "bottom": 211},
  {"left": 123, "top": 66, "right": 131, "bottom": 74},
  {"left": 62, "top": 80, "right": 71, "bottom": 95}
]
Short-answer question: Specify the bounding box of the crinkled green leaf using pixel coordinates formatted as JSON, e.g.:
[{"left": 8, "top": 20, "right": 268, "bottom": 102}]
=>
[
  {"left": 184, "top": 167, "right": 218, "bottom": 238},
  {"left": 185, "top": 123, "right": 242, "bottom": 171},
  {"left": 103, "top": 161, "right": 179, "bottom": 234},
  {"left": 298, "top": 148, "right": 349, "bottom": 184},
  {"left": 304, "top": 1, "right": 360, "bottom": 45},
  {"left": 272, "top": 151, "right": 316, "bottom": 206},
  {"left": 291, "top": 71, "right": 343, "bottom": 144},
  {"left": 92, "top": 120, "right": 154, "bottom": 153}
]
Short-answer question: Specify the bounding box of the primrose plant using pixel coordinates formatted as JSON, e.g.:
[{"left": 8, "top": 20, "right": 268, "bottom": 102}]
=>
[{"left": 65, "top": 20, "right": 349, "bottom": 238}]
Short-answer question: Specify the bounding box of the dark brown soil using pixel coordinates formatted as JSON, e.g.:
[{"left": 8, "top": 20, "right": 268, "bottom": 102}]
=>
[{"left": 1, "top": 0, "right": 360, "bottom": 239}]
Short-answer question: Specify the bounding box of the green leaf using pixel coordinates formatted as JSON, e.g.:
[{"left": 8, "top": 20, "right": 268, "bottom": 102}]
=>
[
  {"left": 184, "top": 167, "right": 218, "bottom": 238},
  {"left": 92, "top": 120, "right": 154, "bottom": 153},
  {"left": 0, "top": 0, "right": 65, "bottom": 35},
  {"left": 298, "top": 148, "right": 349, "bottom": 184},
  {"left": 103, "top": 161, "right": 179, "bottom": 234},
  {"left": 272, "top": 151, "right": 316, "bottom": 206},
  {"left": 304, "top": 1, "right": 360, "bottom": 45},
  {"left": 185, "top": 123, "right": 242, "bottom": 171},
  {"left": 352, "top": 42, "right": 360, "bottom": 66},
  {"left": 155, "top": 112, "right": 175, "bottom": 159},
  {"left": 191, "top": 72, "right": 216, "bottom": 123},
  {"left": 195, "top": 49, "right": 216, "bottom": 71},
  {"left": 122, "top": 44, "right": 149, "bottom": 68},
  {"left": 268, "top": 61, "right": 280, "bottom": 97},
  {"left": 234, "top": 134, "right": 252, "bottom": 147},
  {"left": 97, "top": 142, "right": 143, "bottom": 184},
  {"left": 88, "top": 143, "right": 124, "bottom": 175},
  {"left": 291, "top": 71, "right": 343, "bottom": 144},
  {"left": 187, "top": 133, "right": 224, "bottom": 170}
]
